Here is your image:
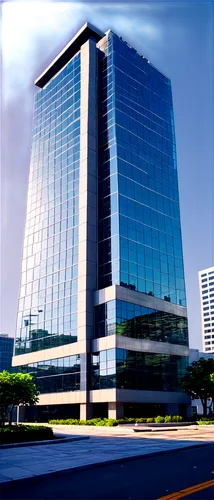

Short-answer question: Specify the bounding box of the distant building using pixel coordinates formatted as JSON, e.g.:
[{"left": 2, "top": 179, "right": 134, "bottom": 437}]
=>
[
  {"left": 189, "top": 348, "right": 214, "bottom": 416},
  {"left": 198, "top": 266, "right": 214, "bottom": 353},
  {"left": 0, "top": 334, "right": 14, "bottom": 372},
  {"left": 189, "top": 348, "right": 214, "bottom": 364}
]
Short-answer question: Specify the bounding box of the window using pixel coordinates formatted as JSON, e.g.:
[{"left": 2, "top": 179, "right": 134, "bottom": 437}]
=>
[
  {"left": 16, "top": 354, "right": 81, "bottom": 393},
  {"left": 91, "top": 348, "right": 188, "bottom": 392},
  {"left": 95, "top": 300, "right": 188, "bottom": 345}
]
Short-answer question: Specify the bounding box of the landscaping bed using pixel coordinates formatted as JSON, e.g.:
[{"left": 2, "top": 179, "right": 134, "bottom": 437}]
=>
[
  {"left": 0, "top": 425, "right": 54, "bottom": 444},
  {"left": 197, "top": 420, "right": 214, "bottom": 425},
  {"left": 49, "top": 416, "right": 184, "bottom": 427}
]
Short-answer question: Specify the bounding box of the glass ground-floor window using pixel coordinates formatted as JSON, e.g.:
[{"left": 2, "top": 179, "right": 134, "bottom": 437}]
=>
[{"left": 24, "top": 404, "right": 80, "bottom": 422}]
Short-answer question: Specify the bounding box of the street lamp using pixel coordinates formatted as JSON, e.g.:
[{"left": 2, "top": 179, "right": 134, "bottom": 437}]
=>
[
  {"left": 16, "top": 309, "right": 43, "bottom": 423},
  {"left": 24, "top": 309, "right": 43, "bottom": 336}
]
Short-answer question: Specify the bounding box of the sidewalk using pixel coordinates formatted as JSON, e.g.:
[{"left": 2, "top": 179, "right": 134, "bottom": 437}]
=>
[{"left": 0, "top": 425, "right": 213, "bottom": 485}]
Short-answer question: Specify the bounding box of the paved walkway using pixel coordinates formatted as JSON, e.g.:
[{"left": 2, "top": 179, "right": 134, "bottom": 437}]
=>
[{"left": 0, "top": 426, "right": 213, "bottom": 484}]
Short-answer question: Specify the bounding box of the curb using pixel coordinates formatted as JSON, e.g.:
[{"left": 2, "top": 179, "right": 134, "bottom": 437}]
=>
[
  {"left": 120, "top": 422, "right": 197, "bottom": 428},
  {"left": 50, "top": 424, "right": 134, "bottom": 434},
  {"left": 0, "top": 435, "right": 89, "bottom": 449},
  {"left": 133, "top": 427, "right": 179, "bottom": 433},
  {"left": 0, "top": 442, "right": 213, "bottom": 491}
]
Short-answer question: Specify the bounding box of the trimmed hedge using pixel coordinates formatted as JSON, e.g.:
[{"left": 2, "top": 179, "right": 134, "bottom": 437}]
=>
[
  {"left": 0, "top": 425, "right": 54, "bottom": 444},
  {"left": 199, "top": 415, "right": 214, "bottom": 421},
  {"left": 49, "top": 418, "right": 118, "bottom": 427},
  {"left": 197, "top": 420, "right": 214, "bottom": 425},
  {"left": 49, "top": 415, "right": 184, "bottom": 426}
]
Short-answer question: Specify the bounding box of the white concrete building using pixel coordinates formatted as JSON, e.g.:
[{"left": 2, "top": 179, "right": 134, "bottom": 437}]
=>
[{"left": 198, "top": 266, "right": 214, "bottom": 353}]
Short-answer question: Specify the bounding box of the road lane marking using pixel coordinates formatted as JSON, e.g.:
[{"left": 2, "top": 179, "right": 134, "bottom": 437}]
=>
[{"left": 157, "top": 479, "right": 214, "bottom": 500}]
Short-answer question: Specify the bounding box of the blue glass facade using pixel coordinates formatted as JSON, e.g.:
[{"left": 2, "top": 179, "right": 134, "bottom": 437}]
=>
[
  {"left": 16, "top": 355, "right": 80, "bottom": 394},
  {"left": 98, "top": 33, "right": 186, "bottom": 307},
  {"left": 93, "top": 30, "right": 189, "bottom": 415},
  {"left": 95, "top": 300, "right": 188, "bottom": 345},
  {"left": 15, "top": 52, "right": 81, "bottom": 355},
  {"left": 91, "top": 348, "right": 188, "bottom": 392}
]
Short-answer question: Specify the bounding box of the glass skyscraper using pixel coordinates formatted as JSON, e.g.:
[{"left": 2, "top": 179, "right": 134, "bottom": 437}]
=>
[{"left": 12, "top": 23, "right": 189, "bottom": 420}]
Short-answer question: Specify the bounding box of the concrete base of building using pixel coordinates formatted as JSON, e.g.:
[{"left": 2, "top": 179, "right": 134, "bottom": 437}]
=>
[
  {"left": 18, "top": 399, "right": 191, "bottom": 423},
  {"left": 108, "top": 402, "right": 124, "bottom": 419},
  {"left": 80, "top": 403, "right": 93, "bottom": 420}
]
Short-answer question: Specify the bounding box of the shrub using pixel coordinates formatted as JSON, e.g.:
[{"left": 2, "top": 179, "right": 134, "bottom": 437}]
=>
[
  {"left": 200, "top": 414, "right": 214, "bottom": 421},
  {"left": 105, "top": 419, "right": 118, "bottom": 426},
  {"left": 93, "top": 420, "right": 104, "bottom": 426},
  {"left": 171, "top": 415, "right": 183, "bottom": 422},
  {"left": 49, "top": 419, "right": 79, "bottom": 425},
  {"left": 115, "top": 418, "right": 125, "bottom": 424},
  {"left": 164, "top": 415, "right": 172, "bottom": 423},
  {"left": 64, "top": 418, "right": 78, "bottom": 425},
  {"left": 146, "top": 418, "right": 154, "bottom": 423},
  {"left": 197, "top": 420, "right": 214, "bottom": 425},
  {"left": 155, "top": 416, "right": 165, "bottom": 423},
  {"left": 93, "top": 419, "right": 117, "bottom": 426},
  {"left": 0, "top": 425, "right": 53, "bottom": 444},
  {"left": 117, "top": 418, "right": 135, "bottom": 424},
  {"left": 135, "top": 418, "right": 148, "bottom": 423},
  {"left": 85, "top": 419, "right": 102, "bottom": 426}
]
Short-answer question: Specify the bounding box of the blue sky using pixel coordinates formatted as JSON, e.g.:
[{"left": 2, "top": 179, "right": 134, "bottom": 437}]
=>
[{"left": 1, "top": 1, "right": 213, "bottom": 349}]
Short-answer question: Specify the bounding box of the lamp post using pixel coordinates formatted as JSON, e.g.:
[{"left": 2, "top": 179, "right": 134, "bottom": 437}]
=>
[
  {"left": 17, "top": 404, "right": 20, "bottom": 425},
  {"left": 24, "top": 309, "right": 43, "bottom": 338},
  {"left": 16, "top": 310, "right": 43, "bottom": 423}
]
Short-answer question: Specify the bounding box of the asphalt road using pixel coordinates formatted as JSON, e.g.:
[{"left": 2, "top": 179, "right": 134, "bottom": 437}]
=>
[{"left": 1, "top": 445, "right": 214, "bottom": 500}]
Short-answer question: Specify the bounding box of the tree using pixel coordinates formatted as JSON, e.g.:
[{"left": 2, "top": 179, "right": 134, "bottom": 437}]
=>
[
  {"left": 180, "top": 357, "right": 214, "bottom": 417},
  {"left": 0, "top": 371, "right": 39, "bottom": 426},
  {"left": 0, "top": 371, "right": 14, "bottom": 426}
]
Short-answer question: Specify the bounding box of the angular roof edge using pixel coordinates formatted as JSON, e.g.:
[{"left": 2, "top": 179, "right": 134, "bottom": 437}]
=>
[{"left": 35, "top": 22, "right": 104, "bottom": 89}]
